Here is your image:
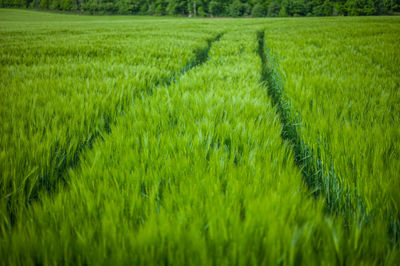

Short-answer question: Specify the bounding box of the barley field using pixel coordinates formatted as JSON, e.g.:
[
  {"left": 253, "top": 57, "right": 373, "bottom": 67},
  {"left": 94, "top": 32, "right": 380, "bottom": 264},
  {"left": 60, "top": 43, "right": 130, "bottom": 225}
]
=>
[{"left": 0, "top": 9, "right": 399, "bottom": 265}]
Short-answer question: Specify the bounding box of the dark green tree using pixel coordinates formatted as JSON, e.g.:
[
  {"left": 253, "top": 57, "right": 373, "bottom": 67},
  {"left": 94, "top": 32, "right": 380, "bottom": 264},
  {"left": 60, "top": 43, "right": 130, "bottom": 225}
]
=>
[
  {"left": 252, "top": 2, "right": 267, "bottom": 16},
  {"left": 268, "top": 0, "right": 281, "bottom": 16},
  {"left": 209, "top": 0, "right": 225, "bottom": 16}
]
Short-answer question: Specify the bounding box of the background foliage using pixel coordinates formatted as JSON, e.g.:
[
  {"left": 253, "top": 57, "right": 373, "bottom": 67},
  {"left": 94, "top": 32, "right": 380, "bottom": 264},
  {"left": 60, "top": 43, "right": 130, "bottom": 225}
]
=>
[{"left": 1, "top": 0, "right": 399, "bottom": 16}]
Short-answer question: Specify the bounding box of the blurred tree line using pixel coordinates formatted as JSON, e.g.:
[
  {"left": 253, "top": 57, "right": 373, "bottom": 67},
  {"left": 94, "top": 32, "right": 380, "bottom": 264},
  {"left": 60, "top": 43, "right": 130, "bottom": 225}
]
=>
[{"left": 1, "top": 0, "right": 399, "bottom": 17}]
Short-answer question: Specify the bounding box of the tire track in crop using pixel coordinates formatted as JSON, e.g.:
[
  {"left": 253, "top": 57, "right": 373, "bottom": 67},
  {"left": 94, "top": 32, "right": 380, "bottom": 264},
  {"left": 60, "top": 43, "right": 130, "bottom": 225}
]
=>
[
  {"left": 150, "top": 33, "right": 223, "bottom": 94},
  {"left": 7, "top": 32, "right": 224, "bottom": 227},
  {"left": 43, "top": 32, "right": 223, "bottom": 189},
  {"left": 258, "top": 30, "right": 400, "bottom": 243},
  {"left": 256, "top": 30, "right": 373, "bottom": 233}
]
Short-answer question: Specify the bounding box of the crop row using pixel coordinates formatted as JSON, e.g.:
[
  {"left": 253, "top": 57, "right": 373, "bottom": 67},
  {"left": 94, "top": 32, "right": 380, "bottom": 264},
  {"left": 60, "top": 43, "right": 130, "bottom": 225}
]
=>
[
  {"left": 263, "top": 16, "right": 400, "bottom": 250},
  {"left": 0, "top": 17, "right": 221, "bottom": 231}
]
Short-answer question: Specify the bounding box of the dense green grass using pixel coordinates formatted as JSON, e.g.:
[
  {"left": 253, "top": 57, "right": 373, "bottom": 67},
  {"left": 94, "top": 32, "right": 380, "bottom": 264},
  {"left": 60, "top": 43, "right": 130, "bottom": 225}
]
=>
[
  {"left": 0, "top": 9, "right": 399, "bottom": 265},
  {"left": 264, "top": 17, "right": 400, "bottom": 241},
  {"left": 0, "top": 9, "right": 224, "bottom": 227}
]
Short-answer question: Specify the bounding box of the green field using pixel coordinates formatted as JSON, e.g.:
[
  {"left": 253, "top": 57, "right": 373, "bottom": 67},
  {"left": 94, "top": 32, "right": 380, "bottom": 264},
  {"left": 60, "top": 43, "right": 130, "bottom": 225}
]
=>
[{"left": 1, "top": 9, "right": 399, "bottom": 265}]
